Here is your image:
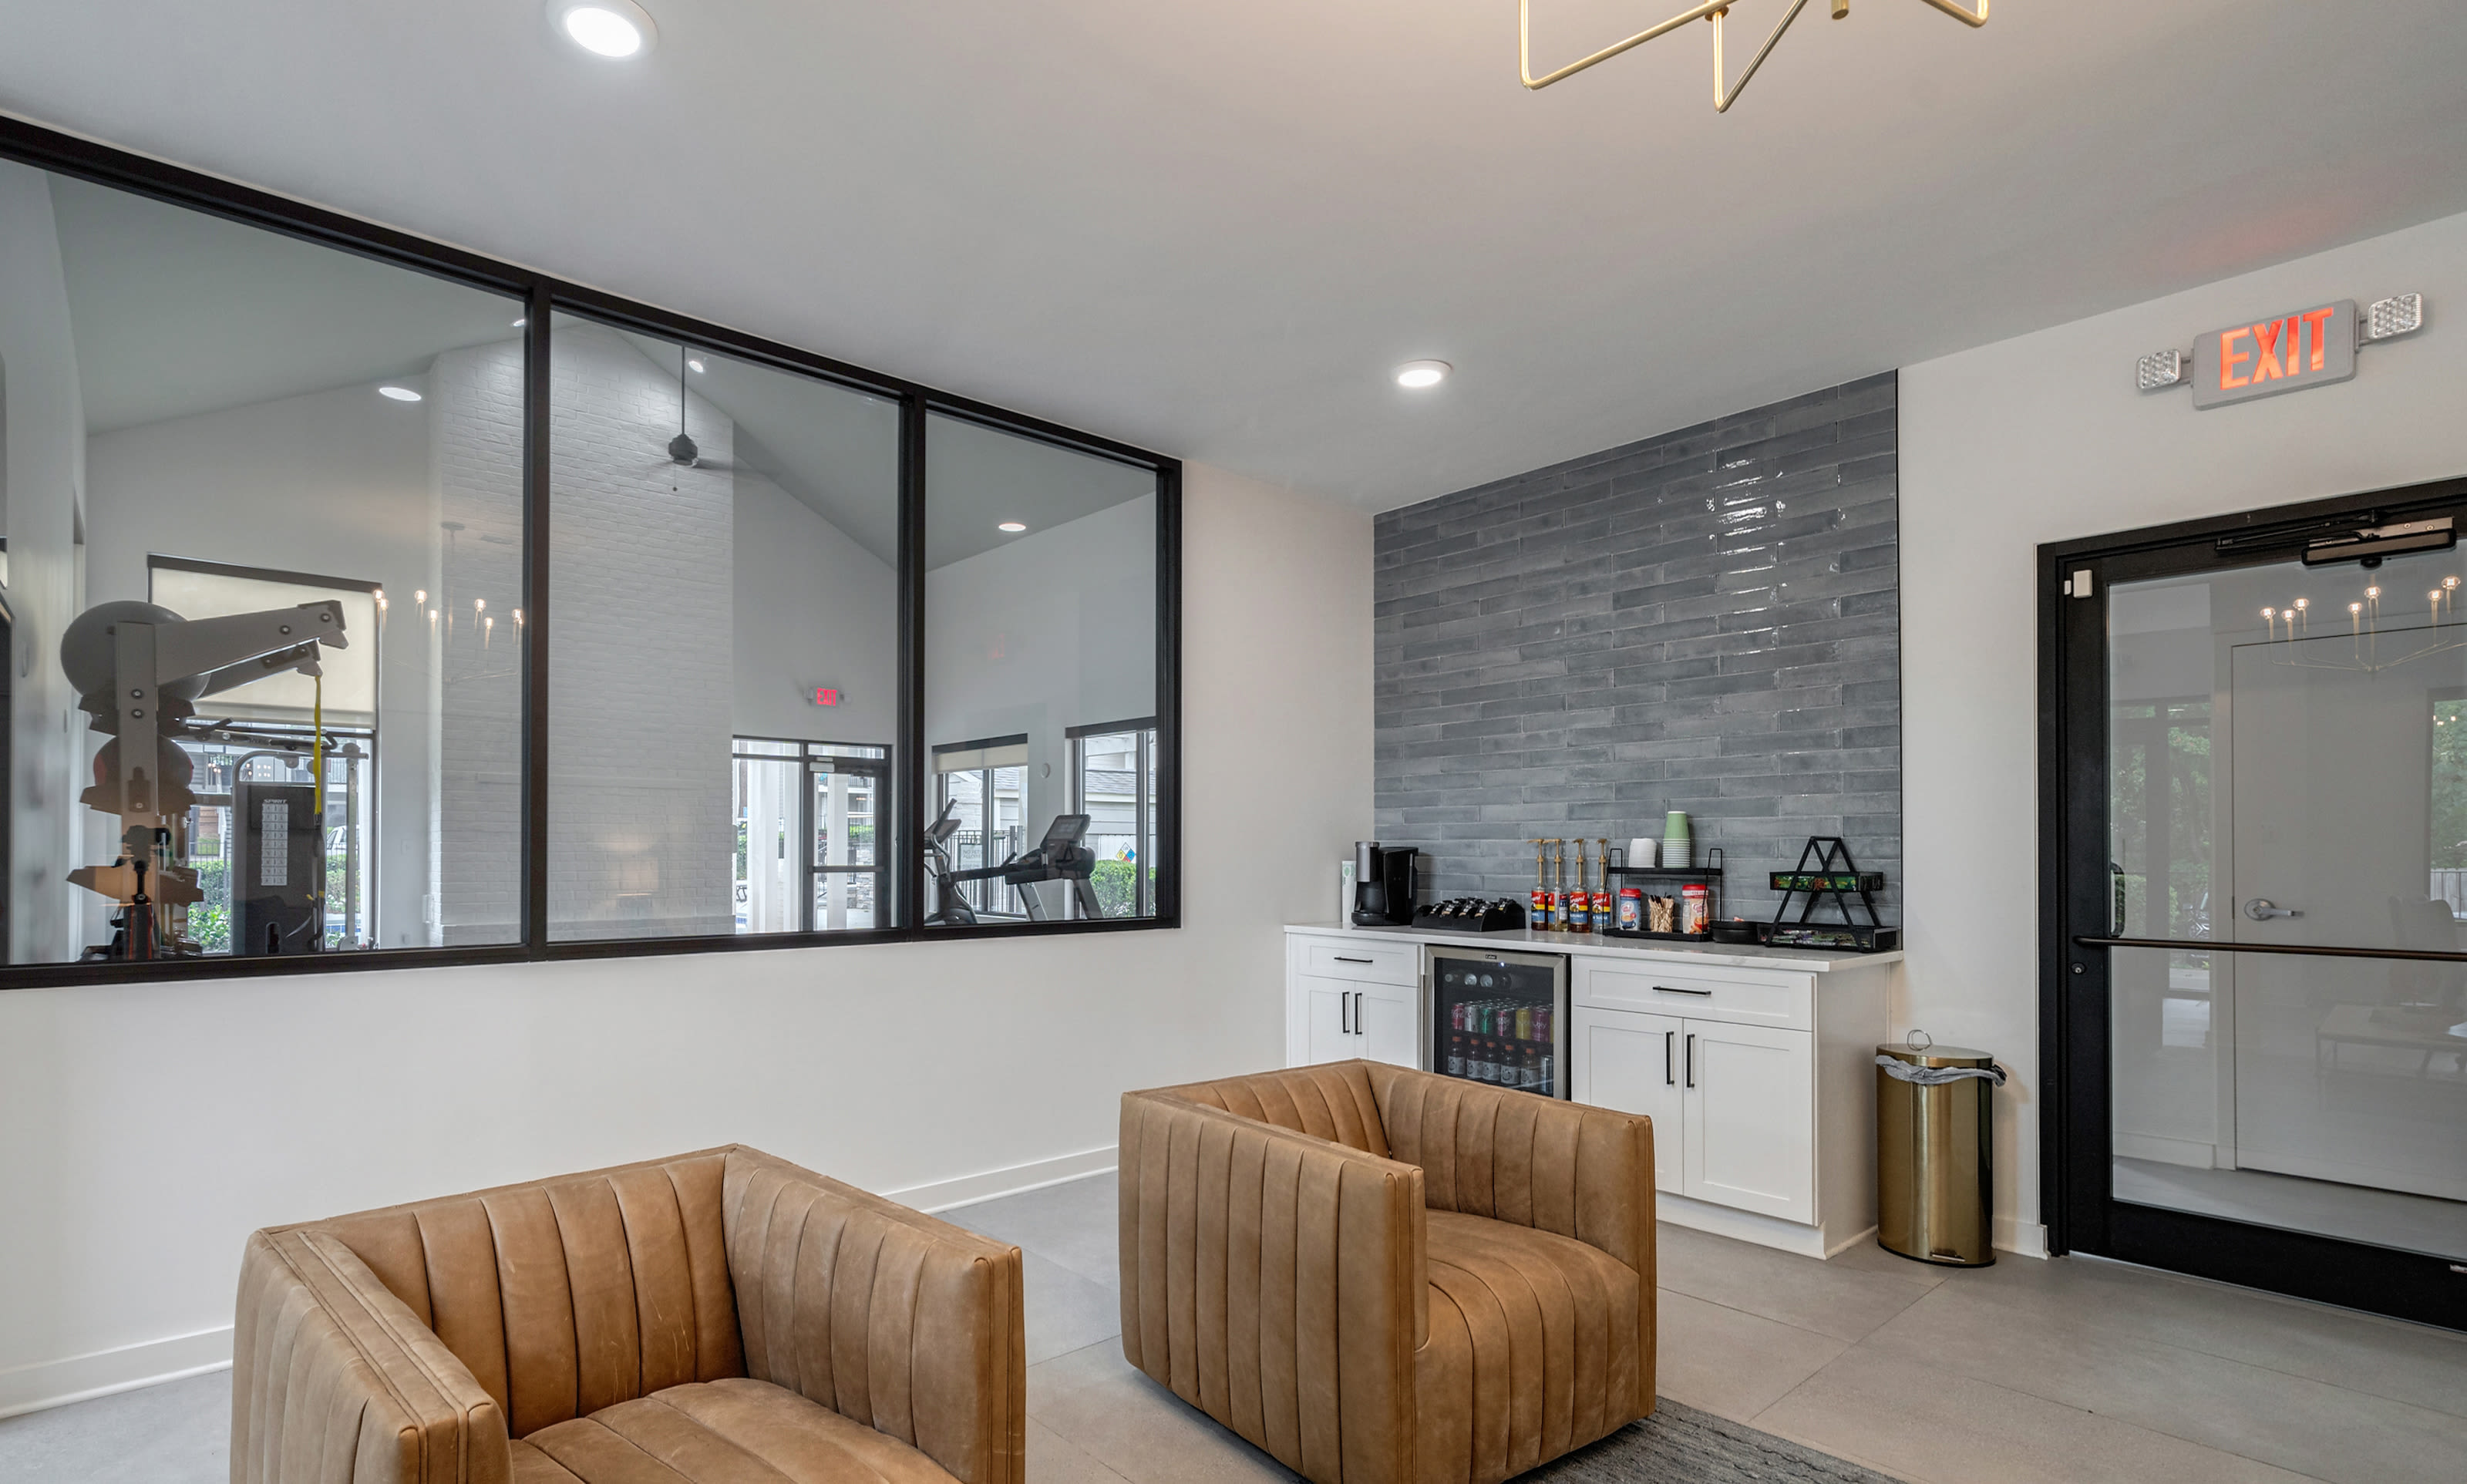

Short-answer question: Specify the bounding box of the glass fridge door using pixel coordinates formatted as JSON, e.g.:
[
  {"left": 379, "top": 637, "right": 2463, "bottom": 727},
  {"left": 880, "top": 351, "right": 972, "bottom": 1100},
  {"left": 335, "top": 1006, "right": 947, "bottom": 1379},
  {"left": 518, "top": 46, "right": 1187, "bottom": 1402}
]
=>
[{"left": 1432, "top": 951, "right": 1565, "bottom": 1098}]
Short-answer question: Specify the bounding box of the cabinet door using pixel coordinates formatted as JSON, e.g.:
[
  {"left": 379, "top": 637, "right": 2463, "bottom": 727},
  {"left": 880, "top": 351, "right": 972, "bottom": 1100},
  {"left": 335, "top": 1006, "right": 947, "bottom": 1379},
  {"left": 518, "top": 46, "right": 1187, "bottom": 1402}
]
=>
[
  {"left": 1356, "top": 985, "right": 1420, "bottom": 1070},
  {"left": 1571, "top": 1006, "right": 1684, "bottom": 1192},
  {"left": 1301, "top": 977, "right": 1360, "bottom": 1065},
  {"left": 1682, "top": 1020, "right": 1815, "bottom": 1223}
]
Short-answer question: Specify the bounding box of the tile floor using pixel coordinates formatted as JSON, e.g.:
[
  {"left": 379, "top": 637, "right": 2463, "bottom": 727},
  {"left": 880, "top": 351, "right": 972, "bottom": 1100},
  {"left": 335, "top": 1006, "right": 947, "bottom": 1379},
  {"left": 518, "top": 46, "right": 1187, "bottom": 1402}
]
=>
[{"left": 5, "top": 1173, "right": 2463, "bottom": 1483}]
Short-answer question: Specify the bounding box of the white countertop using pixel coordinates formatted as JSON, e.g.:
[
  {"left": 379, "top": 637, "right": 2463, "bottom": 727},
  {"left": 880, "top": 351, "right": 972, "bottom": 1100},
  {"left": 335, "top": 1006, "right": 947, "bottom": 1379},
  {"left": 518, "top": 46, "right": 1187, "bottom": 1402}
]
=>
[{"left": 1285, "top": 920, "right": 1902, "bottom": 973}]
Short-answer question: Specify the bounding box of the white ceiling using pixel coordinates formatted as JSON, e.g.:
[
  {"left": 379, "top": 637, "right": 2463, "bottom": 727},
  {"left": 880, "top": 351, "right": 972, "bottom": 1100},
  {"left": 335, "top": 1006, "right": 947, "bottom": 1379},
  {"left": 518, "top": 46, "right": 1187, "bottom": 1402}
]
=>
[
  {"left": 50, "top": 175, "right": 516, "bottom": 432},
  {"left": 6, "top": 1, "right": 2467, "bottom": 511}
]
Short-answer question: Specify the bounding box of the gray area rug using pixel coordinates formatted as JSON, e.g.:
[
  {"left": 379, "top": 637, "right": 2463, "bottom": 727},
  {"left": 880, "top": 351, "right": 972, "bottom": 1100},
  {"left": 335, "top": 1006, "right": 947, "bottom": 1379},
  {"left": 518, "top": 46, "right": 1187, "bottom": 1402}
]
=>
[{"left": 1523, "top": 1398, "right": 1901, "bottom": 1482}]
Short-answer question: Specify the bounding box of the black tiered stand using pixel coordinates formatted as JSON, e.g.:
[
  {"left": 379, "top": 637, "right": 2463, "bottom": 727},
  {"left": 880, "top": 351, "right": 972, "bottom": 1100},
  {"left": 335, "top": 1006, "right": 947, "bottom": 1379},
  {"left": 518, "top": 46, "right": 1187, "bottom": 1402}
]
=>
[
  {"left": 1757, "top": 836, "right": 1899, "bottom": 951},
  {"left": 1603, "top": 845, "right": 1723, "bottom": 941}
]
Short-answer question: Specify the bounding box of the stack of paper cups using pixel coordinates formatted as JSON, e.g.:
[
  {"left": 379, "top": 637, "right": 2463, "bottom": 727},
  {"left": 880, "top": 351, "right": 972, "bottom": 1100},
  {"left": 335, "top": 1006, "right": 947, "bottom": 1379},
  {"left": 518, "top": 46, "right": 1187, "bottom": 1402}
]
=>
[{"left": 1661, "top": 811, "right": 1692, "bottom": 870}]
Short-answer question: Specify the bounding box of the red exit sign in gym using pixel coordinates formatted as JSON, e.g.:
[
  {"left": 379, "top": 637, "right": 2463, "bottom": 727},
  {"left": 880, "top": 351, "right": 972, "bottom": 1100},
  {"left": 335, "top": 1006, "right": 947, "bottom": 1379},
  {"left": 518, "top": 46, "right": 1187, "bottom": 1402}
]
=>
[{"left": 2191, "top": 300, "right": 2355, "bottom": 409}]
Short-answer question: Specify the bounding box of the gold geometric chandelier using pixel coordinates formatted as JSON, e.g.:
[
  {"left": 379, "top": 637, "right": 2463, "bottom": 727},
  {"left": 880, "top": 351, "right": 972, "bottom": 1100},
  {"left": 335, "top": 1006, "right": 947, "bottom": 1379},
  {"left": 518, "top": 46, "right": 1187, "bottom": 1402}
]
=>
[{"left": 1520, "top": 0, "right": 1988, "bottom": 113}]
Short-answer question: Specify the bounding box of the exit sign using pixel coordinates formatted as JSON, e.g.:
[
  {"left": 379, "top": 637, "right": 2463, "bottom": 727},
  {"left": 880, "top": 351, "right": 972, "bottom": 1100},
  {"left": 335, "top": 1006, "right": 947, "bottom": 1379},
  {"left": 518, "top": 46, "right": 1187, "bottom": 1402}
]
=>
[
  {"left": 812, "top": 687, "right": 840, "bottom": 707},
  {"left": 2190, "top": 301, "right": 2354, "bottom": 409}
]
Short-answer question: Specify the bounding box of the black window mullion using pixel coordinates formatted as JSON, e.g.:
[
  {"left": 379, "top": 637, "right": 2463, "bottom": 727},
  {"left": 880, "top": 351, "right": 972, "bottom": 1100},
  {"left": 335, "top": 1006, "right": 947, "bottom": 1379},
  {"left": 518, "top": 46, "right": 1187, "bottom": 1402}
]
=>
[
  {"left": 1154, "top": 463, "right": 1183, "bottom": 926},
  {"left": 521, "top": 285, "right": 553, "bottom": 954},
  {"left": 897, "top": 392, "right": 927, "bottom": 938}
]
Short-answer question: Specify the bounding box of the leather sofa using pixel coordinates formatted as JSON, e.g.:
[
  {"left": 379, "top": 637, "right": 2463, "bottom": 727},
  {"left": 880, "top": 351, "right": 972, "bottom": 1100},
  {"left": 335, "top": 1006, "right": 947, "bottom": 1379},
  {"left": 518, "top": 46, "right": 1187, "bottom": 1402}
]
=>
[
  {"left": 1119, "top": 1062, "right": 1655, "bottom": 1484},
  {"left": 231, "top": 1146, "right": 1024, "bottom": 1484}
]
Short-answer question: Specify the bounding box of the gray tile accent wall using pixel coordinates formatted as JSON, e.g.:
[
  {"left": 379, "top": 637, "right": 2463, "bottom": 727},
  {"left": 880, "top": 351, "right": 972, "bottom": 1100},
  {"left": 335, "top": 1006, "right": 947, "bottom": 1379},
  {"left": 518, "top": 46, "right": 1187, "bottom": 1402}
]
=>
[{"left": 1374, "top": 373, "right": 1900, "bottom": 924}]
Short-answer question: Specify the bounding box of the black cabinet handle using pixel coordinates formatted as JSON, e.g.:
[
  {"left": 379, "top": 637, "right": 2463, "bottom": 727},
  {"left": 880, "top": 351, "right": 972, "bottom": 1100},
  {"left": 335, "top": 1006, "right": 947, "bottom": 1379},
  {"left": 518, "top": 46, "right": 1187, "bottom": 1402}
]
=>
[
  {"left": 1684, "top": 1033, "right": 1697, "bottom": 1088},
  {"left": 1664, "top": 1030, "right": 1675, "bottom": 1087},
  {"left": 1355, "top": 992, "right": 1364, "bottom": 1034},
  {"left": 1334, "top": 955, "right": 1373, "bottom": 964},
  {"left": 1655, "top": 984, "right": 1714, "bottom": 996},
  {"left": 1341, "top": 991, "right": 1350, "bottom": 1035}
]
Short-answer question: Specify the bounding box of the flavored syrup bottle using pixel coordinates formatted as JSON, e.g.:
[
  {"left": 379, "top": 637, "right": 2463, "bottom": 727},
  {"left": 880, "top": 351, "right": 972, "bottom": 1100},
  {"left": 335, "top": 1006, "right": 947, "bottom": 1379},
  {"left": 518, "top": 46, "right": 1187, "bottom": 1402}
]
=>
[
  {"left": 1594, "top": 838, "right": 1614, "bottom": 930},
  {"left": 1549, "top": 839, "right": 1568, "bottom": 930},
  {"left": 1530, "top": 839, "right": 1550, "bottom": 929},
  {"left": 1568, "top": 839, "right": 1593, "bottom": 933}
]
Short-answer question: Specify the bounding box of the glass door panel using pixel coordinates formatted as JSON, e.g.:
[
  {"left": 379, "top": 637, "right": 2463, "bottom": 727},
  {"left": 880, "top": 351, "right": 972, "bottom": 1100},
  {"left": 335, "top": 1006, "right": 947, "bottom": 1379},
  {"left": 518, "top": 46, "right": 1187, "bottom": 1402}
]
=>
[
  {"left": 812, "top": 760, "right": 880, "bottom": 931},
  {"left": 2107, "top": 550, "right": 2467, "bottom": 1264}
]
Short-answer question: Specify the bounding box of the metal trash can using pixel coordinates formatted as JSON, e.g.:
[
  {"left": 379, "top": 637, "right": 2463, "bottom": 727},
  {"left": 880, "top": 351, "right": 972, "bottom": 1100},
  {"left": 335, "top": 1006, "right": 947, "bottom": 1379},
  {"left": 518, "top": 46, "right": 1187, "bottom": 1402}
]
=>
[{"left": 1876, "top": 1035, "right": 2008, "bottom": 1267}]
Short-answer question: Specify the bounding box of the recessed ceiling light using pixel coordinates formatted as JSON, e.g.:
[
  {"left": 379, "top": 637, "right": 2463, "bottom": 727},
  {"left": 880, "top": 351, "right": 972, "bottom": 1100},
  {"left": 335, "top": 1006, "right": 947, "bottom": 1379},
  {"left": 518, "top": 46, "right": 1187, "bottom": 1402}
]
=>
[
  {"left": 378, "top": 385, "right": 422, "bottom": 402},
  {"left": 687, "top": 357, "right": 705, "bottom": 373},
  {"left": 512, "top": 317, "right": 527, "bottom": 328},
  {"left": 1395, "top": 359, "right": 1451, "bottom": 389},
  {"left": 998, "top": 521, "right": 1028, "bottom": 533},
  {"left": 550, "top": 1, "right": 655, "bottom": 59}
]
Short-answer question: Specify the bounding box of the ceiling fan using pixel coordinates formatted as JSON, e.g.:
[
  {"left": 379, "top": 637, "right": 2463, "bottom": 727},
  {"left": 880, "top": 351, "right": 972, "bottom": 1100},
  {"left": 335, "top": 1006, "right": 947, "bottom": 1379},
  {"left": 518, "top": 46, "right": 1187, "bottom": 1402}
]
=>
[{"left": 661, "top": 345, "right": 742, "bottom": 473}]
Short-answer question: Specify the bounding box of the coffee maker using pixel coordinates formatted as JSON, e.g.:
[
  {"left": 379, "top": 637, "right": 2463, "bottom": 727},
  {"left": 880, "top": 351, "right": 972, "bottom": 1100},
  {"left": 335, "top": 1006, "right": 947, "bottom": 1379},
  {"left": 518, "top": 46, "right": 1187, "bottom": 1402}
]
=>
[{"left": 1351, "top": 842, "right": 1421, "bottom": 927}]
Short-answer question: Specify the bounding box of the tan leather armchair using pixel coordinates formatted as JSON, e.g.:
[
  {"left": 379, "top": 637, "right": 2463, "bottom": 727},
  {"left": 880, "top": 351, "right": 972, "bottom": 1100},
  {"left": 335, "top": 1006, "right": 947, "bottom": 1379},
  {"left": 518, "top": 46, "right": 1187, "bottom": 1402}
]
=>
[
  {"left": 231, "top": 1146, "right": 1024, "bottom": 1484},
  {"left": 1119, "top": 1062, "right": 1654, "bottom": 1484}
]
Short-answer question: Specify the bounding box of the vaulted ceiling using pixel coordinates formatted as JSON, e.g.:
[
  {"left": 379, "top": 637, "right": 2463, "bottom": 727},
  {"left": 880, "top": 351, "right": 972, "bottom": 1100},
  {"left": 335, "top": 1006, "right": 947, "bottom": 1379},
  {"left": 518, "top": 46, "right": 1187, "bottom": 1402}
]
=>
[{"left": 5, "top": 1, "right": 2465, "bottom": 510}]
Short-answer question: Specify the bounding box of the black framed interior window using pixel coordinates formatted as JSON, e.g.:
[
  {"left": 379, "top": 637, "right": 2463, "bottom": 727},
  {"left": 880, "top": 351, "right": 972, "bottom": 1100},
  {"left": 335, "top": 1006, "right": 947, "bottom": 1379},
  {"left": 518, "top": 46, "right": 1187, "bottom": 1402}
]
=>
[{"left": 0, "top": 115, "right": 1180, "bottom": 987}]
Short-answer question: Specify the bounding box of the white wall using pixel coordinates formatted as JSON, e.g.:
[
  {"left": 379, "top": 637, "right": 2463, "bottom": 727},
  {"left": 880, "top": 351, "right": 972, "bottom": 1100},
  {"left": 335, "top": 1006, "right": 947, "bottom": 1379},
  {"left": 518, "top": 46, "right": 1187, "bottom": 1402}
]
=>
[
  {"left": 0, "top": 461, "right": 1371, "bottom": 1415},
  {"left": 732, "top": 471, "right": 896, "bottom": 745},
  {"left": 1900, "top": 207, "right": 2467, "bottom": 1256},
  {"left": 926, "top": 495, "right": 1156, "bottom": 833},
  {"left": 0, "top": 163, "right": 87, "bottom": 965}
]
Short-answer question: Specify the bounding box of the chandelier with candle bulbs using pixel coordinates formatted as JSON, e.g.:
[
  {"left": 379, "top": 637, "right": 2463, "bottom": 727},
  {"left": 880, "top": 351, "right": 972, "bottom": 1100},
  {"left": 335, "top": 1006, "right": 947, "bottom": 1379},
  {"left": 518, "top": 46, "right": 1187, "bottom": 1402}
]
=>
[{"left": 1520, "top": 0, "right": 1987, "bottom": 113}]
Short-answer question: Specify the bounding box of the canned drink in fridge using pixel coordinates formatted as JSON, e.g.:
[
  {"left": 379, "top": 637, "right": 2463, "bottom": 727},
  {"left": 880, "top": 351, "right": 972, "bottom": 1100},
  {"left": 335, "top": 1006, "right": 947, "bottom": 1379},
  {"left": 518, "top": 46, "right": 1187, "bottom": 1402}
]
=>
[{"left": 1514, "top": 1006, "right": 1532, "bottom": 1041}]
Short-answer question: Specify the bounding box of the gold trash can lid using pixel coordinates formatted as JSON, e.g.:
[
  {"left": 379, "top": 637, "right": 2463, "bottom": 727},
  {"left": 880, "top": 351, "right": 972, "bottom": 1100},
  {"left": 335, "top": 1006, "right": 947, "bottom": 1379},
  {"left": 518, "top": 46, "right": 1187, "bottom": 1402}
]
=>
[{"left": 1877, "top": 1044, "right": 1994, "bottom": 1069}]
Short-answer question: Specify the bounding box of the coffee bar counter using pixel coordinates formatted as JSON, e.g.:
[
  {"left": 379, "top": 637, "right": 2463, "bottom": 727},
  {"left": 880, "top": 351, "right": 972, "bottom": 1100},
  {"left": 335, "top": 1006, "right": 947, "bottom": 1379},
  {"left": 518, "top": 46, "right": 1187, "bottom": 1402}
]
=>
[
  {"left": 1287, "top": 920, "right": 1903, "bottom": 973},
  {"left": 1283, "top": 920, "right": 1900, "bottom": 1259}
]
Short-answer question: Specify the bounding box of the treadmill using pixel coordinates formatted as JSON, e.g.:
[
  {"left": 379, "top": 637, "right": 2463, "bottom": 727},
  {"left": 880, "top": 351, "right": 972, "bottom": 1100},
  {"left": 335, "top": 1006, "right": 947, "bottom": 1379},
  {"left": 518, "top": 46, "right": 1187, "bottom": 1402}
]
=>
[{"left": 927, "top": 808, "right": 1102, "bottom": 924}]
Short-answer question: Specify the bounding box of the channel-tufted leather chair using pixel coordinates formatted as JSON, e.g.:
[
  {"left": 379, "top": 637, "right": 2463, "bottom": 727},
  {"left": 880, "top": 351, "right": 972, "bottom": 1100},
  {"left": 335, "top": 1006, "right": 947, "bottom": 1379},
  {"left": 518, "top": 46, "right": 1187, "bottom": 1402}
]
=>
[
  {"left": 1119, "top": 1062, "right": 1655, "bottom": 1484},
  {"left": 231, "top": 1146, "right": 1024, "bottom": 1484}
]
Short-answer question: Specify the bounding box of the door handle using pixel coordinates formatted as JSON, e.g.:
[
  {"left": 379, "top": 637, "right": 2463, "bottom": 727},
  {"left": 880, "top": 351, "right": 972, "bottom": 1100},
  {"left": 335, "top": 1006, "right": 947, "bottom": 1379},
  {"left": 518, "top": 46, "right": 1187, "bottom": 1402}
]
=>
[
  {"left": 1664, "top": 1030, "right": 1675, "bottom": 1087},
  {"left": 1353, "top": 991, "right": 1365, "bottom": 1038},
  {"left": 1655, "top": 984, "right": 1715, "bottom": 996},
  {"left": 2243, "top": 898, "right": 2303, "bottom": 921},
  {"left": 1340, "top": 991, "right": 1349, "bottom": 1035},
  {"left": 1684, "top": 1033, "right": 1696, "bottom": 1088},
  {"left": 1334, "top": 955, "right": 1373, "bottom": 964}
]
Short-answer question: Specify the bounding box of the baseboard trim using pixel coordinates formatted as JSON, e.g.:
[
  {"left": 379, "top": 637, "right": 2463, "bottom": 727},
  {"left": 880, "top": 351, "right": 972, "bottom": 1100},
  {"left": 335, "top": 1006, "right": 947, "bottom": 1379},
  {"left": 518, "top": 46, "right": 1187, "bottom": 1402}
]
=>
[
  {"left": 1654, "top": 1192, "right": 1835, "bottom": 1257},
  {"left": 0, "top": 1328, "right": 233, "bottom": 1421},
  {"left": 887, "top": 1144, "right": 1119, "bottom": 1215},
  {"left": 1995, "top": 1216, "right": 2051, "bottom": 1260}
]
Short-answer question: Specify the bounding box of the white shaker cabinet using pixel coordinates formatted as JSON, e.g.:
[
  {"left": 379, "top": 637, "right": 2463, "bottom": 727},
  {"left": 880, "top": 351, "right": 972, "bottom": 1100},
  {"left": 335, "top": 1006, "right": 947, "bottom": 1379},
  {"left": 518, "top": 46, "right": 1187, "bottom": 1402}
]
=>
[
  {"left": 1282, "top": 924, "right": 1893, "bottom": 1258},
  {"left": 1682, "top": 1019, "right": 1816, "bottom": 1223},
  {"left": 1286, "top": 935, "right": 1422, "bottom": 1071},
  {"left": 1570, "top": 951, "right": 1884, "bottom": 1257},
  {"left": 1569, "top": 1007, "right": 1686, "bottom": 1193}
]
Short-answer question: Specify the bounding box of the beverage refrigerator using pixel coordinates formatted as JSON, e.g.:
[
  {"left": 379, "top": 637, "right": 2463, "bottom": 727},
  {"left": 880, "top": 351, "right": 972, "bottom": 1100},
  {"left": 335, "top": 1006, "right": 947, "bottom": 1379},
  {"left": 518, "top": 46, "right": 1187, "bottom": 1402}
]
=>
[{"left": 1424, "top": 944, "right": 1569, "bottom": 1099}]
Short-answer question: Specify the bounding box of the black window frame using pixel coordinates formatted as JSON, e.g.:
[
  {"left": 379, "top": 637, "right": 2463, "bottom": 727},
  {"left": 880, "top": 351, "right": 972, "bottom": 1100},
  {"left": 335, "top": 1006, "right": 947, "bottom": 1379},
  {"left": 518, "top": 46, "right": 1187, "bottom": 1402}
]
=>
[
  {"left": 2038, "top": 471, "right": 2467, "bottom": 1333},
  {"left": 1065, "top": 717, "right": 1159, "bottom": 920},
  {"left": 0, "top": 115, "right": 1181, "bottom": 988}
]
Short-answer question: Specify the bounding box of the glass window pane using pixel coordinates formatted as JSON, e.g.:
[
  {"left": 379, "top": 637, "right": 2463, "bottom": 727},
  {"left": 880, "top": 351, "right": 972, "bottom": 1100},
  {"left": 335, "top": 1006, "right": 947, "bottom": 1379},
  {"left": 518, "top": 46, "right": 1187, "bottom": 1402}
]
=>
[
  {"left": 547, "top": 315, "right": 898, "bottom": 940},
  {"left": 2107, "top": 554, "right": 2467, "bottom": 1261},
  {"left": 0, "top": 163, "right": 524, "bottom": 963},
  {"left": 924, "top": 415, "right": 1156, "bottom": 927}
]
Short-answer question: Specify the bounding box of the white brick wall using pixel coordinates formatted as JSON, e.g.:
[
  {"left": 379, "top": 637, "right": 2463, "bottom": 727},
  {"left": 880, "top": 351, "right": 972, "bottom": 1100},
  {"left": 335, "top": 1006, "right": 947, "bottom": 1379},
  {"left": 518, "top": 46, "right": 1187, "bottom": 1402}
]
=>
[
  {"left": 543, "top": 324, "right": 734, "bottom": 938},
  {"left": 429, "top": 341, "right": 527, "bottom": 944}
]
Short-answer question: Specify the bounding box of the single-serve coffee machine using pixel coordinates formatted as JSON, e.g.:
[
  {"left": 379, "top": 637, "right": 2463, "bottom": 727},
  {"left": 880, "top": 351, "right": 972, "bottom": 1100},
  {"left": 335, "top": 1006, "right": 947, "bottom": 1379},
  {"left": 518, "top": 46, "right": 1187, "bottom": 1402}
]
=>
[{"left": 1352, "top": 842, "right": 1421, "bottom": 927}]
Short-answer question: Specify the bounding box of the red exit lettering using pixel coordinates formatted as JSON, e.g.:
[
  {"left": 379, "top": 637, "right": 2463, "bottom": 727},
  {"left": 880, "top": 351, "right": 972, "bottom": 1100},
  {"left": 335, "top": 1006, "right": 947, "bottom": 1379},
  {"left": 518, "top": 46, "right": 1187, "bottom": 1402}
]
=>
[
  {"left": 813, "top": 687, "right": 840, "bottom": 706},
  {"left": 2218, "top": 305, "right": 2337, "bottom": 391}
]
